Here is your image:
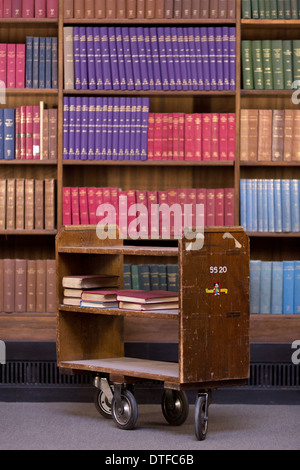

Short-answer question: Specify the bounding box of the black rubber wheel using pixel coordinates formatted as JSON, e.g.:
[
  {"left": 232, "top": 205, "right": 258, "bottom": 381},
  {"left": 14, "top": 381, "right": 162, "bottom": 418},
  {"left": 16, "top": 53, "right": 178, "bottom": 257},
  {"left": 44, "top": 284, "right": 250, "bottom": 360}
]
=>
[
  {"left": 195, "top": 395, "right": 208, "bottom": 441},
  {"left": 94, "top": 389, "right": 112, "bottom": 419},
  {"left": 111, "top": 389, "right": 138, "bottom": 430},
  {"left": 161, "top": 390, "right": 189, "bottom": 426}
]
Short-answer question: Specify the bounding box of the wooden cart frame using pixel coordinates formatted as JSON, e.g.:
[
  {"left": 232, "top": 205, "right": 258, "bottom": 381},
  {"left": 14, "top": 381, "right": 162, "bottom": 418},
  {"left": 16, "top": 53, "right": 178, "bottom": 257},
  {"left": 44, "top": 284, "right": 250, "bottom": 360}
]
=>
[{"left": 56, "top": 226, "right": 250, "bottom": 440}]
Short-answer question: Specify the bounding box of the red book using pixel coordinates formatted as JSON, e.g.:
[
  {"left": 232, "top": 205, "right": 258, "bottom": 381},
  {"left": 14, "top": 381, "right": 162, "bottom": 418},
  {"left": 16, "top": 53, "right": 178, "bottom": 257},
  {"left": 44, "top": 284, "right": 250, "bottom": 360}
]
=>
[
  {"left": 224, "top": 188, "right": 235, "bottom": 226},
  {"left": 178, "top": 114, "right": 185, "bottom": 160},
  {"left": 71, "top": 187, "right": 80, "bottom": 225},
  {"left": 147, "top": 113, "right": 154, "bottom": 160},
  {"left": 161, "top": 114, "right": 169, "bottom": 160},
  {"left": 110, "top": 187, "right": 119, "bottom": 227},
  {"left": 87, "top": 187, "right": 97, "bottom": 225},
  {"left": 154, "top": 114, "right": 163, "bottom": 160},
  {"left": 227, "top": 113, "right": 235, "bottom": 161},
  {"left": 63, "top": 187, "right": 72, "bottom": 225},
  {"left": 206, "top": 189, "right": 216, "bottom": 226},
  {"left": 20, "top": 106, "right": 26, "bottom": 159},
  {"left": 79, "top": 187, "right": 89, "bottom": 225},
  {"left": 187, "top": 188, "right": 197, "bottom": 228},
  {"left": 46, "top": 0, "right": 58, "bottom": 17},
  {"left": 102, "top": 187, "right": 111, "bottom": 207},
  {"left": 32, "top": 105, "right": 40, "bottom": 159},
  {"left": 177, "top": 188, "right": 187, "bottom": 231},
  {"left": 0, "top": 44, "right": 6, "bottom": 87},
  {"left": 172, "top": 113, "right": 180, "bottom": 160},
  {"left": 15, "top": 107, "right": 21, "bottom": 159},
  {"left": 95, "top": 187, "right": 103, "bottom": 223},
  {"left": 147, "top": 190, "right": 158, "bottom": 238},
  {"left": 3, "top": 0, "right": 12, "bottom": 17},
  {"left": 219, "top": 114, "right": 228, "bottom": 161},
  {"left": 22, "top": 0, "right": 34, "bottom": 17},
  {"left": 16, "top": 44, "right": 25, "bottom": 88},
  {"left": 215, "top": 188, "right": 225, "bottom": 226},
  {"left": 0, "top": 0, "right": 3, "bottom": 17},
  {"left": 118, "top": 191, "right": 128, "bottom": 237},
  {"left": 25, "top": 105, "right": 33, "bottom": 159},
  {"left": 35, "top": 0, "right": 46, "bottom": 17},
  {"left": 202, "top": 114, "right": 212, "bottom": 160},
  {"left": 211, "top": 113, "right": 219, "bottom": 161},
  {"left": 158, "top": 190, "right": 168, "bottom": 237},
  {"left": 167, "top": 188, "right": 178, "bottom": 236},
  {"left": 7, "top": 44, "right": 15, "bottom": 88},
  {"left": 167, "top": 114, "right": 173, "bottom": 160},
  {"left": 12, "top": 0, "right": 22, "bottom": 17},
  {"left": 196, "top": 188, "right": 207, "bottom": 226},
  {"left": 120, "top": 189, "right": 136, "bottom": 239},
  {"left": 184, "top": 114, "right": 195, "bottom": 161},
  {"left": 136, "top": 190, "right": 148, "bottom": 238},
  {"left": 116, "top": 290, "right": 178, "bottom": 302},
  {"left": 194, "top": 114, "right": 202, "bottom": 160}
]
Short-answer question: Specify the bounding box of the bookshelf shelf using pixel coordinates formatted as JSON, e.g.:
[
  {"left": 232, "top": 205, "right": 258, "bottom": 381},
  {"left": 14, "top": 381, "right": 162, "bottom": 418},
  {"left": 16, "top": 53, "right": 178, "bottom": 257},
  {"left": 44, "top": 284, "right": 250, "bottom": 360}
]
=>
[
  {"left": 62, "top": 160, "right": 235, "bottom": 166},
  {"left": 63, "top": 19, "right": 237, "bottom": 25},
  {"left": 240, "top": 161, "right": 300, "bottom": 166},
  {"left": 241, "top": 19, "right": 300, "bottom": 28},
  {"left": 0, "top": 18, "right": 58, "bottom": 24},
  {"left": 0, "top": 160, "right": 58, "bottom": 165},
  {"left": 63, "top": 90, "right": 236, "bottom": 97},
  {"left": 247, "top": 232, "right": 300, "bottom": 238},
  {"left": 57, "top": 245, "right": 179, "bottom": 256},
  {"left": 0, "top": 230, "right": 57, "bottom": 235},
  {"left": 240, "top": 90, "right": 295, "bottom": 96},
  {"left": 58, "top": 304, "right": 178, "bottom": 320}
]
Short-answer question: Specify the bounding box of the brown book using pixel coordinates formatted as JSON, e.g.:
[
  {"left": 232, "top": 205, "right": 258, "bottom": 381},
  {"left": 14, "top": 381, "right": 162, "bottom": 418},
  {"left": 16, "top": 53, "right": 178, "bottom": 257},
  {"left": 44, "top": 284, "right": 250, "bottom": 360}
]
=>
[
  {"left": 164, "top": 0, "right": 174, "bottom": 17},
  {"left": 174, "top": 0, "right": 182, "bottom": 17},
  {"left": 64, "top": 0, "right": 74, "bottom": 18},
  {"left": 126, "top": 0, "right": 136, "bottom": 17},
  {"left": 64, "top": 27, "right": 75, "bottom": 90},
  {"left": 219, "top": 0, "right": 227, "bottom": 18},
  {"left": 46, "top": 259, "right": 56, "bottom": 313},
  {"left": 4, "top": 259, "right": 15, "bottom": 313},
  {"left": 200, "top": 0, "right": 209, "bottom": 17},
  {"left": 84, "top": 0, "right": 95, "bottom": 17},
  {"left": 209, "top": 0, "right": 218, "bottom": 17},
  {"left": 34, "top": 180, "right": 44, "bottom": 230},
  {"left": 95, "top": 0, "right": 105, "bottom": 17},
  {"left": 258, "top": 110, "right": 272, "bottom": 161},
  {"left": 15, "top": 178, "right": 25, "bottom": 230},
  {"left": 25, "top": 179, "right": 34, "bottom": 230},
  {"left": 247, "top": 110, "right": 259, "bottom": 161},
  {"left": 26, "top": 260, "right": 36, "bottom": 313},
  {"left": 43, "top": 109, "right": 49, "bottom": 160},
  {"left": 116, "top": 0, "right": 126, "bottom": 18},
  {"left": 192, "top": 0, "right": 200, "bottom": 18},
  {"left": 6, "top": 179, "right": 16, "bottom": 230},
  {"left": 48, "top": 109, "right": 57, "bottom": 161},
  {"left": 0, "top": 259, "right": 3, "bottom": 312},
  {"left": 182, "top": 0, "right": 192, "bottom": 17},
  {"left": 44, "top": 179, "right": 56, "bottom": 230},
  {"left": 74, "top": 0, "right": 84, "bottom": 18},
  {"left": 240, "top": 109, "right": 249, "bottom": 161},
  {"left": 292, "top": 110, "right": 300, "bottom": 161},
  {"left": 106, "top": 0, "right": 116, "bottom": 17},
  {"left": 271, "top": 110, "right": 284, "bottom": 162},
  {"left": 15, "top": 259, "right": 27, "bottom": 313},
  {"left": 137, "top": 0, "right": 145, "bottom": 17},
  {"left": 0, "top": 180, "right": 6, "bottom": 230},
  {"left": 283, "top": 109, "right": 294, "bottom": 162},
  {"left": 36, "top": 259, "right": 46, "bottom": 313},
  {"left": 227, "top": 0, "right": 236, "bottom": 18},
  {"left": 155, "top": 0, "right": 165, "bottom": 17},
  {"left": 146, "top": 0, "right": 155, "bottom": 17}
]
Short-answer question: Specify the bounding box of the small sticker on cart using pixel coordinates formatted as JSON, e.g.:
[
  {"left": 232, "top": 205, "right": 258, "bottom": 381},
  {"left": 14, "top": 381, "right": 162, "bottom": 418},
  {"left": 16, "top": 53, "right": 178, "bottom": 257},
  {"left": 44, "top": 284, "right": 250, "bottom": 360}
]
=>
[{"left": 206, "top": 282, "right": 228, "bottom": 296}]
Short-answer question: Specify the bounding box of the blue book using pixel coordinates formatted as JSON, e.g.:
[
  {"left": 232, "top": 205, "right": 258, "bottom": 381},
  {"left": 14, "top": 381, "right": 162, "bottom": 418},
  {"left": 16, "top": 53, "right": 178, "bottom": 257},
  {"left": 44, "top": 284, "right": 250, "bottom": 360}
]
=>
[
  {"left": 177, "top": 27, "right": 188, "bottom": 90},
  {"left": 68, "top": 97, "right": 76, "bottom": 160},
  {"left": 106, "top": 97, "right": 113, "bottom": 160},
  {"left": 144, "top": 27, "right": 155, "bottom": 90},
  {"left": 283, "top": 261, "right": 294, "bottom": 314},
  {"left": 183, "top": 27, "right": 193, "bottom": 90},
  {"left": 251, "top": 179, "right": 258, "bottom": 231},
  {"left": 262, "top": 179, "right": 269, "bottom": 231},
  {"left": 158, "top": 264, "right": 167, "bottom": 290},
  {"left": 25, "top": 37, "right": 33, "bottom": 88},
  {"left": 108, "top": 27, "right": 120, "bottom": 91},
  {"left": 138, "top": 265, "right": 151, "bottom": 290},
  {"left": 80, "top": 97, "right": 88, "bottom": 160},
  {"left": 257, "top": 179, "right": 263, "bottom": 231},
  {"left": 32, "top": 37, "right": 39, "bottom": 89},
  {"left": 141, "top": 98, "right": 150, "bottom": 161},
  {"left": 130, "top": 27, "right": 142, "bottom": 90},
  {"left": 86, "top": 27, "right": 96, "bottom": 90},
  {"left": 101, "top": 97, "right": 108, "bottom": 160},
  {"left": 112, "top": 98, "right": 120, "bottom": 161},
  {"left": 0, "top": 109, "right": 4, "bottom": 159},
  {"left": 117, "top": 97, "right": 126, "bottom": 161},
  {"left": 137, "top": 26, "right": 150, "bottom": 91},
  {"left": 88, "top": 97, "right": 96, "bottom": 160},
  {"left": 222, "top": 26, "right": 230, "bottom": 90},
  {"left": 274, "top": 179, "right": 282, "bottom": 232},
  {"left": 100, "top": 27, "right": 112, "bottom": 90},
  {"left": 150, "top": 27, "right": 163, "bottom": 90},
  {"left": 74, "top": 97, "right": 81, "bottom": 160},
  {"left": 246, "top": 179, "right": 253, "bottom": 231},
  {"left": 215, "top": 27, "right": 224, "bottom": 90},
  {"left": 164, "top": 27, "right": 176, "bottom": 91},
  {"left": 3, "top": 109, "right": 15, "bottom": 160},
  {"left": 281, "top": 179, "right": 291, "bottom": 232},
  {"left": 157, "top": 27, "right": 169, "bottom": 90},
  {"left": 201, "top": 27, "right": 211, "bottom": 90},
  {"left": 250, "top": 260, "right": 261, "bottom": 314},
  {"left": 260, "top": 261, "right": 272, "bottom": 314},
  {"left": 271, "top": 261, "right": 283, "bottom": 314},
  {"left": 194, "top": 27, "right": 204, "bottom": 91},
  {"left": 229, "top": 27, "right": 236, "bottom": 90},
  {"left": 294, "top": 260, "right": 300, "bottom": 314},
  {"left": 95, "top": 98, "right": 102, "bottom": 160},
  {"left": 45, "top": 37, "right": 52, "bottom": 89},
  {"left": 208, "top": 27, "right": 217, "bottom": 90},
  {"left": 73, "top": 27, "right": 81, "bottom": 90},
  {"left": 267, "top": 179, "right": 275, "bottom": 232},
  {"left": 94, "top": 27, "right": 103, "bottom": 90},
  {"left": 79, "top": 27, "right": 88, "bottom": 90},
  {"left": 123, "top": 27, "right": 135, "bottom": 90},
  {"left": 290, "top": 179, "right": 300, "bottom": 232},
  {"left": 240, "top": 179, "right": 247, "bottom": 231},
  {"left": 188, "top": 28, "right": 198, "bottom": 90},
  {"left": 116, "top": 26, "right": 127, "bottom": 91},
  {"left": 51, "top": 37, "right": 58, "bottom": 89},
  {"left": 63, "top": 97, "right": 69, "bottom": 160},
  {"left": 149, "top": 265, "right": 159, "bottom": 290},
  {"left": 39, "top": 37, "right": 45, "bottom": 88}
]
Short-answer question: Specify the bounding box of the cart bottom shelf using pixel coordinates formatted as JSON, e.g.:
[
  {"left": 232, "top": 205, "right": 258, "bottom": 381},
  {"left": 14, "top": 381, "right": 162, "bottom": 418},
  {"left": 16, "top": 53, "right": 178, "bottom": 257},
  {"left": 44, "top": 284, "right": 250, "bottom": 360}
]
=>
[{"left": 59, "top": 357, "right": 179, "bottom": 382}]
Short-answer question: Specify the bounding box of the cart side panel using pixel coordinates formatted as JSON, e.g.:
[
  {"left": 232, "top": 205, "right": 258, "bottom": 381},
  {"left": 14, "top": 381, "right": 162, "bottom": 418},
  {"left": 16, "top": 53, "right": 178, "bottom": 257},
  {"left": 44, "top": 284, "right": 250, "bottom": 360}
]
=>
[{"left": 179, "top": 228, "right": 250, "bottom": 385}]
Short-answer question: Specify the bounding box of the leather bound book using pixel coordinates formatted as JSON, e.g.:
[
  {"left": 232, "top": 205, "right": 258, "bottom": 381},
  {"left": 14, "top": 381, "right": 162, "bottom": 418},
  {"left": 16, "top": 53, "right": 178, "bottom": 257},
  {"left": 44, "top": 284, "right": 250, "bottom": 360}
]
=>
[
  {"left": 12, "top": 0, "right": 22, "bottom": 17},
  {"left": 6, "top": 178, "right": 16, "bottom": 230},
  {"left": 258, "top": 109, "right": 272, "bottom": 161},
  {"left": 63, "top": 187, "right": 72, "bottom": 225},
  {"left": 46, "top": 259, "right": 56, "bottom": 313},
  {"left": 0, "top": 179, "right": 6, "bottom": 230},
  {"left": 146, "top": 0, "right": 155, "bottom": 17},
  {"left": 32, "top": 105, "right": 40, "bottom": 159},
  {"left": 215, "top": 188, "right": 225, "bottom": 226},
  {"left": 106, "top": 0, "right": 116, "bottom": 17},
  {"left": 74, "top": 0, "right": 84, "bottom": 18},
  {"left": 200, "top": 0, "right": 209, "bottom": 18},
  {"left": 155, "top": 0, "right": 165, "bottom": 17},
  {"left": 227, "top": 0, "right": 236, "bottom": 18},
  {"left": 16, "top": 44, "right": 25, "bottom": 88},
  {"left": 26, "top": 259, "right": 36, "bottom": 312},
  {"left": 25, "top": 105, "right": 33, "bottom": 160},
  {"left": 64, "top": 27, "right": 75, "bottom": 89},
  {"left": 182, "top": 0, "right": 192, "bottom": 18},
  {"left": 48, "top": 108, "right": 57, "bottom": 160},
  {"left": 34, "top": 179, "right": 44, "bottom": 230},
  {"left": 0, "top": 259, "right": 3, "bottom": 312},
  {"left": 283, "top": 109, "right": 293, "bottom": 162},
  {"left": 36, "top": 259, "right": 46, "bottom": 313},
  {"left": 22, "top": 0, "right": 34, "bottom": 17},
  {"left": 219, "top": 0, "right": 228, "bottom": 18},
  {"left": 63, "top": 0, "right": 74, "bottom": 18},
  {"left": 3, "top": 259, "right": 15, "bottom": 313},
  {"left": 209, "top": 0, "right": 218, "bottom": 17},
  {"left": 46, "top": 0, "right": 58, "bottom": 17},
  {"left": 24, "top": 179, "right": 34, "bottom": 230},
  {"left": 165, "top": 0, "right": 173, "bottom": 17},
  {"left": 248, "top": 109, "right": 259, "bottom": 161},
  {"left": 44, "top": 178, "right": 56, "bottom": 230},
  {"left": 15, "top": 178, "right": 25, "bottom": 230},
  {"left": 137, "top": 0, "right": 145, "bottom": 17},
  {"left": 240, "top": 109, "right": 249, "bottom": 161},
  {"left": 117, "top": 0, "right": 126, "bottom": 18},
  {"left": 271, "top": 109, "right": 284, "bottom": 161},
  {"left": 292, "top": 110, "right": 300, "bottom": 161},
  {"left": 84, "top": 0, "right": 95, "bottom": 18},
  {"left": 35, "top": 0, "right": 46, "bottom": 17},
  {"left": 15, "top": 259, "right": 27, "bottom": 313},
  {"left": 224, "top": 188, "right": 235, "bottom": 226},
  {"left": 174, "top": 0, "right": 182, "bottom": 17},
  {"left": 192, "top": 0, "right": 200, "bottom": 18},
  {"left": 42, "top": 109, "right": 49, "bottom": 160},
  {"left": 95, "top": 0, "right": 105, "bottom": 18}
]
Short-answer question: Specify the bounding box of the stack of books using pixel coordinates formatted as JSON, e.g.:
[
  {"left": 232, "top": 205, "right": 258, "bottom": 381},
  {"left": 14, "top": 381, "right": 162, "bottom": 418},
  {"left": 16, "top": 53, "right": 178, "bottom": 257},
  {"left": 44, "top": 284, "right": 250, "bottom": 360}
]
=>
[{"left": 62, "top": 274, "right": 119, "bottom": 306}]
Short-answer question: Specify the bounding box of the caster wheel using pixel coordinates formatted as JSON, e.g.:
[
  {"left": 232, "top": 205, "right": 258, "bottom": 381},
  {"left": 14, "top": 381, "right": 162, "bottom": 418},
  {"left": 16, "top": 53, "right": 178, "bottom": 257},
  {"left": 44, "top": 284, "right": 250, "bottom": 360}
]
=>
[
  {"left": 161, "top": 390, "right": 189, "bottom": 426},
  {"left": 94, "top": 389, "right": 112, "bottom": 419},
  {"left": 195, "top": 394, "right": 208, "bottom": 441},
  {"left": 112, "top": 389, "right": 138, "bottom": 430}
]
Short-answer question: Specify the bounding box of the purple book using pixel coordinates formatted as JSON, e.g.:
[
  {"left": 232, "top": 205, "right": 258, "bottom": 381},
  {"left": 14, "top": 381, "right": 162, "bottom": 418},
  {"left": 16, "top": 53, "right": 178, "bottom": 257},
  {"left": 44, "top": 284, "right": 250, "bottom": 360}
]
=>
[
  {"left": 118, "top": 97, "right": 126, "bottom": 161},
  {"left": 116, "top": 26, "right": 127, "bottom": 91},
  {"left": 94, "top": 27, "right": 103, "bottom": 90},
  {"left": 100, "top": 26, "right": 112, "bottom": 90},
  {"left": 124, "top": 99, "right": 131, "bottom": 160},
  {"left": 74, "top": 97, "right": 81, "bottom": 160},
  {"left": 79, "top": 27, "right": 88, "bottom": 90},
  {"left": 201, "top": 28, "right": 211, "bottom": 90},
  {"left": 222, "top": 27, "right": 230, "bottom": 90},
  {"left": 129, "top": 28, "right": 142, "bottom": 90},
  {"left": 80, "top": 97, "right": 88, "bottom": 160},
  {"left": 101, "top": 98, "right": 108, "bottom": 160},
  {"left": 164, "top": 27, "right": 176, "bottom": 91},
  {"left": 88, "top": 97, "right": 96, "bottom": 160},
  {"left": 129, "top": 98, "right": 137, "bottom": 160},
  {"left": 177, "top": 27, "right": 188, "bottom": 91},
  {"left": 137, "top": 27, "right": 150, "bottom": 90},
  {"left": 188, "top": 28, "right": 199, "bottom": 90},
  {"left": 141, "top": 98, "right": 150, "bottom": 161},
  {"left": 144, "top": 28, "right": 155, "bottom": 90},
  {"left": 215, "top": 27, "right": 224, "bottom": 91},
  {"left": 68, "top": 97, "right": 76, "bottom": 160},
  {"left": 135, "top": 98, "right": 142, "bottom": 160},
  {"left": 229, "top": 27, "right": 236, "bottom": 90},
  {"left": 150, "top": 27, "right": 162, "bottom": 90},
  {"left": 194, "top": 27, "right": 204, "bottom": 91},
  {"left": 112, "top": 98, "right": 119, "bottom": 161},
  {"left": 106, "top": 97, "right": 113, "bottom": 160},
  {"left": 95, "top": 98, "right": 102, "bottom": 160},
  {"left": 157, "top": 27, "right": 169, "bottom": 90},
  {"left": 183, "top": 28, "right": 192, "bottom": 90},
  {"left": 122, "top": 27, "right": 135, "bottom": 90},
  {"left": 63, "top": 97, "right": 69, "bottom": 160},
  {"left": 171, "top": 27, "right": 182, "bottom": 91},
  {"left": 108, "top": 26, "right": 120, "bottom": 90},
  {"left": 73, "top": 27, "right": 81, "bottom": 90},
  {"left": 86, "top": 27, "right": 96, "bottom": 90},
  {"left": 208, "top": 27, "right": 217, "bottom": 91}
]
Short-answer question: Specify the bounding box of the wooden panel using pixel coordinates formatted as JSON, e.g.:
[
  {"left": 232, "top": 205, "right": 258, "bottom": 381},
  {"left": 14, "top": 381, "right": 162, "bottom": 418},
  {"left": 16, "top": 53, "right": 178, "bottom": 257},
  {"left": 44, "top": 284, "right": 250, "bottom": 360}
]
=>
[
  {"left": 0, "top": 313, "right": 56, "bottom": 341},
  {"left": 250, "top": 315, "right": 300, "bottom": 343}
]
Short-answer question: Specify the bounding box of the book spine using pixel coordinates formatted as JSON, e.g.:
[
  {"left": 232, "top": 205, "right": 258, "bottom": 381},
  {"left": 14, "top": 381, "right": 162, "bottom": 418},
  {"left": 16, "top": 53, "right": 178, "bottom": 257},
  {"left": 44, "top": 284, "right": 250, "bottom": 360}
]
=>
[
  {"left": 242, "top": 40, "right": 253, "bottom": 89},
  {"left": 74, "top": 0, "right": 84, "bottom": 18},
  {"left": 79, "top": 27, "right": 88, "bottom": 90},
  {"left": 86, "top": 27, "right": 96, "bottom": 90},
  {"left": 71, "top": 187, "right": 80, "bottom": 224},
  {"left": 292, "top": 40, "right": 300, "bottom": 84},
  {"left": 106, "top": 0, "right": 116, "bottom": 17},
  {"left": 32, "top": 105, "right": 40, "bottom": 159},
  {"left": 224, "top": 187, "right": 234, "bottom": 225},
  {"left": 25, "top": 37, "right": 33, "bottom": 88},
  {"left": 290, "top": 179, "right": 300, "bottom": 232},
  {"left": 271, "top": 110, "right": 284, "bottom": 161},
  {"left": 32, "top": 37, "right": 39, "bottom": 89},
  {"left": 7, "top": 44, "right": 16, "bottom": 88},
  {"left": 283, "top": 109, "right": 293, "bottom": 162},
  {"left": 12, "top": 0, "right": 22, "bottom": 17},
  {"left": 64, "top": 27, "right": 75, "bottom": 90},
  {"left": 283, "top": 261, "right": 294, "bottom": 314},
  {"left": 39, "top": 37, "right": 45, "bottom": 88},
  {"left": 273, "top": 178, "right": 282, "bottom": 232},
  {"left": 4, "top": 259, "right": 15, "bottom": 313},
  {"left": 206, "top": 189, "right": 216, "bottom": 226},
  {"left": 48, "top": 108, "right": 57, "bottom": 161},
  {"left": 95, "top": 0, "right": 105, "bottom": 17},
  {"left": 44, "top": 178, "right": 55, "bottom": 229},
  {"left": 15, "top": 259, "right": 27, "bottom": 313},
  {"left": 272, "top": 40, "right": 284, "bottom": 90},
  {"left": 15, "top": 178, "right": 24, "bottom": 229},
  {"left": 242, "top": 0, "right": 252, "bottom": 17},
  {"left": 215, "top": 188, "right": 224, "bottom": 225},
  {"left": 25, "top": 105, "right": 33, "bottom": 160},
  {"left": 295, "top": 261, "right": 300, "bottom": 314},
  {"left": 85, "top": 0, "right": 95, "bottom": 18},
  {"left": 63, "top": 0, "right": 73, "bottom": 18},
  {"left": 262, "top": 39, "right": 273, "bottom": 90},
  {"left": 45, "top": 37, "right": 52, "bottom": 88},
  {"left": 0, "top": 44, "right": 7, "bottom": 87},
  {"left": 281, "top": 179, "right": 291, "bottom": 232},
  {"left": 62, "top": 187, "right": 72, "bottom": 225},
  {"left": 211, "top": 113, "right": 219, "bottom": 160},
  {"left": 46, "top": 260, "right": 56, "bottom": 313},
  {"left": 260, "top": 261, "right": 272, "bottom": 314},
  {"left": 47, "top": 0, "right": 58, "bottom": 17},
  {"left": 147, "top": 113, "right": 154, "bottom": 160},
  {"left": 157, "top": 27, "right": 169, "bottom": 90},
  {"left": 219, "top": 113, "right": 228, "bottom": 161},
  {"left": 258, "top": 109, "right": 272, "bottom": 161},
  {"left": 22, "top": 0, "right": 34, "bottom": 17},
  {"left": 194, "top": 114, "right": 202, "bottom": 160},
  {"left": 79, "top": 187, "right": 89, "bottom": 224},
  {"left": 87, "top": 187, "right": 97, "bottom": 224},
  {"left": 250, "top": 260, "right": 261, "bottom": 314},
  {"left": 271, "top": 261, "right": 283, "bottom": 314},
  {"left": 36, "top": 259, "right": 46, "bottom": 313},
  {"left": 202, "top": 113, "right": 211, "bottom": 160},
  {"left": 80, "top": 97, "right": 88, "bottom": 160},
  {"left": 292, "top": 110, "right": 300, "bottom": 161},
  {"left": 283, "top": 40, "right": 293, "bottom": 89},
  {"left": 4, "top": 108, "right": 15, "bottom": 160},
  {"left": 252, "top": 40, "right": 264, "bottom": 89}
]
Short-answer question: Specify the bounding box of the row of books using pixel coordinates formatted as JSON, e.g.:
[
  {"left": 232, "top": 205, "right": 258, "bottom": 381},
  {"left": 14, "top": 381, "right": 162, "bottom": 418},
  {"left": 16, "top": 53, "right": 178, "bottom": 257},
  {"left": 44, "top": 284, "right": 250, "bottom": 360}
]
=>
[
  {"left": 242, "top": 0, "right": 300, "bottom": 19},
  {"left": 0, "top": 104, "right": 57, "bottom": 160},
  {"left": 242, "top": 39, "right": 300, "bottom": 90},
  {"left": 240, "top": 109, "right": 300, "bottom": 162},
  {"left": 0, "top": 258, "right": 56, "bottom": 314},
  {"left": 62, "top": 186, "right": 235, "bottom": 233},
  {"left": 124, "top": 263, "right": 178, "bottom": 292},
  {"left": 64, "top": 26, "right": 236, "bottom": 91},
  {"left": 0, "top": 0, "right": 58, "bottom": 18},
  {"left": 64, "top": 0, "right": 236, "bottom": 19},
  {"left": 250, "top": 260, "right": 300, "bottom": 315},
  {"left": 0, "top": 178, "right": 56, "bottom": 231},
  {"left": 240, "top": 179, "right": 300, "bottom": 233},
  {"left": 25, "top": 37, "right": 58, "bottom": 89}
]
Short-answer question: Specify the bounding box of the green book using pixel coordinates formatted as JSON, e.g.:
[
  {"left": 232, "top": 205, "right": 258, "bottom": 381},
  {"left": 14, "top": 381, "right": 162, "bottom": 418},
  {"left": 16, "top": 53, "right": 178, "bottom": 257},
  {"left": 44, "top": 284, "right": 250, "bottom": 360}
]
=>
[
  {"left": 283, "top": 40, "right": 293, "bottom": 89},
  {"left": 242, "top": 0, "right": 252, "bottom": 17},
  {"left": 271, "top": 40, "right": 284, "bottom": 90},
  {"left": 290, "top": 0, "right": 298, "bottom": 17},
  {"left": 277, "top": 0, "right": 285, "bottom": 17},
  {"left": 252, "top": 40, "right": 265, "bottom": 89},
  {"left": 130, "top": 265, "right": 139, "bottom": 290},
  {"left": 270, "top": 0, "right": 278, "bottom": 17},
  {"left": 123, "top": 264, "right": 132, "bottom": 289},
  {"left": 157, "top": 265, "right": 167, "bottom": 290},
  {"left": 258, "top": 0, "right": 265, "bottom": 17},
  {"left": 149, "top": 264, "right": 159, "bottom": 290},
  {"left": 293, "top": 40, "right": 300, "bottom": 83},
  {"left": 264, "top": 0, "right": 271, "bottom": 16},
  {"left": 167, "top": 264, "right": 178, "bottom": 292},
  {"left": 283, "top": 0, "right": 292, "bottom": 17},
  {"left": 251, "top": 0, "right": 259, "bottom": 17},
  {"left": 242, "top": 40, "right": 254, "bottom": 89},
  {"left": 262, "top": 40, "right": 273, "bottom": 89},
  {"left": 138, "top": 265, "right": 151, "bottom": 290}
]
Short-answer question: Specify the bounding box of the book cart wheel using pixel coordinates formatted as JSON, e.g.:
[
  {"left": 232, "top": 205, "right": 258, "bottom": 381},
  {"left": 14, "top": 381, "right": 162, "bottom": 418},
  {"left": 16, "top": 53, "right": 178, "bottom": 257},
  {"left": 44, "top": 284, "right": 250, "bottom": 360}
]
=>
[
  {"left": 93, "top": 376, "right": 114, "bottom": 419},
  {"left": 111, "top": 385, "right": 138, "bottom": 430},
  {"left": 194, "top": 393, "right": 209, "bottom": 441},
  {"left": 161, "top": 389, "right": 189, "bottom": 426}
]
